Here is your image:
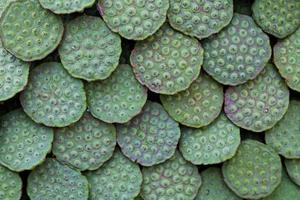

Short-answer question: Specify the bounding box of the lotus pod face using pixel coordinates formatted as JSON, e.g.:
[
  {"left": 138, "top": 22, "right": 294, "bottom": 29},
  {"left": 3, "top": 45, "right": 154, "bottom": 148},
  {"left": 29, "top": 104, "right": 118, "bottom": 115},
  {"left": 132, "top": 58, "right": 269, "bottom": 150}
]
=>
[
  {"left": 0, "top": 164, "right": 22, "bottom": 200},
  {"left": 39, "top": 0, "right": 95, "bottom": 14},
  {"left": 285, "top": 159, "right": 300, "bottom": 186}
]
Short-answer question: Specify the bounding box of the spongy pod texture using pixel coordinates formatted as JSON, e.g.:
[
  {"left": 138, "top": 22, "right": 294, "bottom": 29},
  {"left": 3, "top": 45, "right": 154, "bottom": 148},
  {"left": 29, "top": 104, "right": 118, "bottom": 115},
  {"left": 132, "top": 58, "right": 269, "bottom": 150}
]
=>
[
  {"left": 285, "top": 159, "right": 300, "bottom": 186},
  {"left": 98, "top": 0, "right": 169, "bottom": 40},
  {"left": 0, "top": 0, "right": 64, "bottom": 61},
  {"left": 0, "top": 164, "right": 22, "bottom": 200},
  {"left": 252, "top": 0, "right": 300, "bottom": 38},
  {"left": 224, "top": 63, "right": 290, "bottom": 132},
  {"left": 20, "top": 62, "right": 87, "bottom": 127},
  {"left": 202, "top": 13, "right": 272, "bottom": 85},
  {"left": 27, "top": 158, "right": 89, "bottom": 200},
  {"left": 141, "top": 150, "right": 202, "bottom": 200},
  {"left": 39, "top": 0, "right": 95, "bottom": 14},
  {"left": 130, "top": 23, "right": 204, "bottom": 95},
  {"left": 0, "top": 109, "right": 53, "bottom": 172},
  {"left": 85, "top": 148, "right": 142, "bottom": 200},
  {"left": 222, "top": 140, "right": 282, "bottom": 199},
  {"left": 168, "top": 0, "right": 233, "bottom": 39},
  {"left": 59, "top": 15, "right": 122, "bottom": 81},
  {"left": 0, "top": 0, "right": 14, "bottom": 16}
]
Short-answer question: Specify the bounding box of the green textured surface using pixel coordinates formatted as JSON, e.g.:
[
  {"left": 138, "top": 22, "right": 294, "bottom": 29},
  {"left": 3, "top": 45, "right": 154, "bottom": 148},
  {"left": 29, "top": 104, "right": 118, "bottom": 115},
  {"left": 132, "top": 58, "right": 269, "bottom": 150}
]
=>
[
  {"left": 27, "top": 158, "right": 88, "bottom": 200},
  {"left": 160, "top": 72, "right": 223, "bottom": 128},
  {"left": 20, "top": 62, "right": 87, "bottom": 127},
  {"left": 222, "top": 140, "right": 282, "bottom": 199},
  {"left": 86, "top": 64, "right": 147, "bottom": 123},
  {"left": 0, "top": 164, "right": 22, "bottom": 200},
  {"left": 234, "top": 0, "right": 252, "bottom": 15},
  {"left": 168, "top": 0, "right": 233, "bottom": 39},
  {"left": 39, "top": 0, "right": 95, "bottom": 14},
  {"left": 285, "top": 159, "right": 300, "bottom": 186},
  {"left": 0, "top": 0, "right": 14, "bottom": 16},
  {"left": 85, "top": 148, "right": 142, "bottom": 200},
  {"left": 265, "top": 100, "right": 300, "bottom": 159},
  {"left": 98, "top": 0, "right": 169, "bottom": 40},
  {"left": 141, "top": 151, "right": 201, "bottom": 200},
  {"left": 0, "top": 0, "right": 64, "bottom": 61},
  {"left": 59, "top": 15, "right": 122, "bottom": 81},
  {"left": 53, "top": 112, "right": 116, "bottom": 171},
  {"left": 180, "top": 113, "right": 240, "bottom": 165},
  {"left": 224, "top": 63, "right": 289, "bottom": 132},
  {"left": 274, "top": 28, "right": 300, "bottom": 92},
  {"left": 203, "top": 13, "right": 271, "bottom": 85},
  {"left": 0, "top": 42, "right": 29, "bottom": 102},
  {"left": 196, "top": 167, "right": 242, "bottom": 200},
  {"left": 252, "top": 0, "right": 300, "bottom": 38},
  {"left": 0, "top": 109, "right": 53, "bottom": 172},
  {"left": 117, "top": 101, "right": 181, "bottom": 166},
  {"left": 130, "top": 23, "right": 203, "bottom": 95}
]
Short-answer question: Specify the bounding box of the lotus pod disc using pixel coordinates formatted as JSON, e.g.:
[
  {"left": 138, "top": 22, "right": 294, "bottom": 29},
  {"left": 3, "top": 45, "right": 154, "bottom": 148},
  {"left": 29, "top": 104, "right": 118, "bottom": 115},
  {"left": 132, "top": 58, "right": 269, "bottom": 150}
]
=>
[
  {"left": 234, "top": 0, "right": 252, "bottom": 15},
  {"left": 141, "top": 151, "right": 201, "bottom": 200},
  {"left": 224, "top": 63, "right": 289, "bottom": 132},
  {"left": 160, "top": 72, "right": 223, "bottom": 128},
  {"left": 97, "top": 0, "right": 169, "bottom": 40},
  {"left": 265, "top": 100, "right": 300, "bottom": 158},
  {"left": 222, "top": 140, "right": 282, "bottom": 199},
  {"left": 86, "top": 64, "right": 148, "bottom": 123},
  {"left": 130, "top": 23, "right": 203, "bottom": 95},
  {"left": 59, "top": 15, "right": 122, "bottom": 81},
  {"left": 285, "top": 159, "right": 300, "bottom": 186},
  {"left": 0, "top": 42, "right": 29, "bottom": 102},
  {"left": 168, "top": 0, "right": 233, "bottom": 39},
  {"left": 273, "top": 28, "right": 300, "bottom": 92},
  {"left": 27, "top": 158, "right": 89, "bottom": 200},
  {"left": 20, "top": 62, "right": 87, "bottom": 127},
  {"left": 0, "top": 164, "right": 22, "bottom": 200},
  {"left": 117, "top": 101, "right": 180, "bottom": 166},
  {"left": 0, "top": 109, "right": 53, "bottom": 172},
  {"left": 85, "top": 148, "right": 142, "bottom": 200},
  {"left": 39, "top": 0, "right": 95, "bottom": 14},
  {"left": 52, "top": 112, "right": 116, "bottom": 171},
  {"left": 195, "top": 167, "right": 242, "bottom": 200},
  {"left": 202, "top": 13, "right": 271, "bottom": 86},
  {"left": 252, "top": 0, "right": 300, "bottom": 38},
  {"left": 180, "top": 113, "right": 240, "bottom": 165},
  {"left": 0, "top": 0, "right": 64, "bottom": 61}
]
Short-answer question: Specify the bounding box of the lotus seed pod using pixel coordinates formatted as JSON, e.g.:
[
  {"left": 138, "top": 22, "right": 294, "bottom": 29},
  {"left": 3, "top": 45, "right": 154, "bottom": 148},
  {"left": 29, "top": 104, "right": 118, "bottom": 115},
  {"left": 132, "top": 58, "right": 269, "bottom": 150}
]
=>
[
  {"left": 39, "top": 0, "right": 95, "bottom": 14},
  {"left": 160, "top": 72, "right": 223, "bottom": 128},
  {"left": 234, "top": 0, "right": 252, "bottom": 15},
  {"left": 222, "top": 140, "right": 282, "bottom": 199},
  {"left": 180, "top": 113, "right": 240, "bottom": 165},
  {"left": 265, "top": 100, "right": 300, "bottom": 159},
  {"left": 141, "top": 150, "right": 202, "bottom": 200},
  {"left": 202, "top": 13, "right": 271, "bottom": 86},
  {"left": 285, "top": 159, "right": 300, "bottom": 186},
  {"left": 274, "top": 28, "right": 300, "bottom": 92},
  {"left": 117, "top": 101, "right": 181, "bottom": 166},
  {"left": 0, "top": 0, "right": 14, "bottom": 16},
  {"left": 0, "top": 109, "right": 53, "bottom": 172},
  {"left": 98, "top": 0, "right": 169, "bottom": 40},
  {"left": 0, "top": 164, "right": 22, "bottom": 200},
  {"left": 85, "top": 148, "right": 142, "bottom": 200},
  {"left": 252, "top": 0, "right": 300, "bottom": 38},
  {"left": 168, "top": 0, "right": 233, "bottom": 39},
  {"left": 130, "top": 23, "right": 203, "bottom": 95},
  {"left": 27, "top": 158, "right": 89, "bottom": 200},
  {"left": 224, "top": 63, "right": 289, "bottom": 132},
  {"left": 59, "top": 15, "right": 122, "bottom": 81},
  {"left": 0, "top": 0, "right": 64, "bottom": 61},
  {"left": 20, "top": 62, "right": 87, "bottom": 127},
  {"left": 86, "top": 64, "right": 147, "bottom": 123},
  {"left": 196, "top": 167, "right": 242, "bottom": 200}
]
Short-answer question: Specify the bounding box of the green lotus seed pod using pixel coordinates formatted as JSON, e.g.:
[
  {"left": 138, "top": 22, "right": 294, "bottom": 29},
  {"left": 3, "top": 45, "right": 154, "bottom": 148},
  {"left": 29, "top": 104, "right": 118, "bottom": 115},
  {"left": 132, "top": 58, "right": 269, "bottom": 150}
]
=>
[
  {"left": 59, "top": 15, "right": 122, "bottom": 81},
  {"left": 98, "top": 0, "right": 169, "bottom": 40},
  {"left": 0, "top": 164, "right": 22, "bottom": 200},
  {"left": 203, "top": 13, "right": 271, "bottom": 86},
  {"left": 86, "top": 64, "right": 147, "bottom": 123},
  {"left": 0, "top": 0, "right": 64, "bottom": 61},
  {"left": 85, "top": 148, "right": 142, "bottom": 200},
  {"left": 130, "top": 23, "right": 203, "bottom": 95},
  {"left": 27, "top": 158, "right": 88, "bottom": 200},
  {"left": 117, "top": 101, "right": 181, "bottom": 166},
  {"left": 224, "top": 63, "right": 289, "bottom": 132},
  {"left": 252, "top": 0, "right": 300, "bottom": 38},
  {"left": 222, "top": 140, "right": 282, "bottom": 199},
  {"left": 234, "top": 0, "right": 252, "bottom": 15},
  {"left": 0, "top": 0, "right": 13, "bottom": 16},
  {"left": 168, "top": 0, "right": 233, "bottom": 39},
  {"left": 160, "top": 72, "right": 223, "bottom": 128},
  {"left": 20, "top": 62, "right": 87, "bottom": 127},
  {"left": 141, "top": 151, "right": 201, "bottom": 200},
  {"left": 285, "top": 159, "right": 300, "bottom": 186},
  {"left": 39, "top": 0, "right": 95, "bottom": 14}
]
